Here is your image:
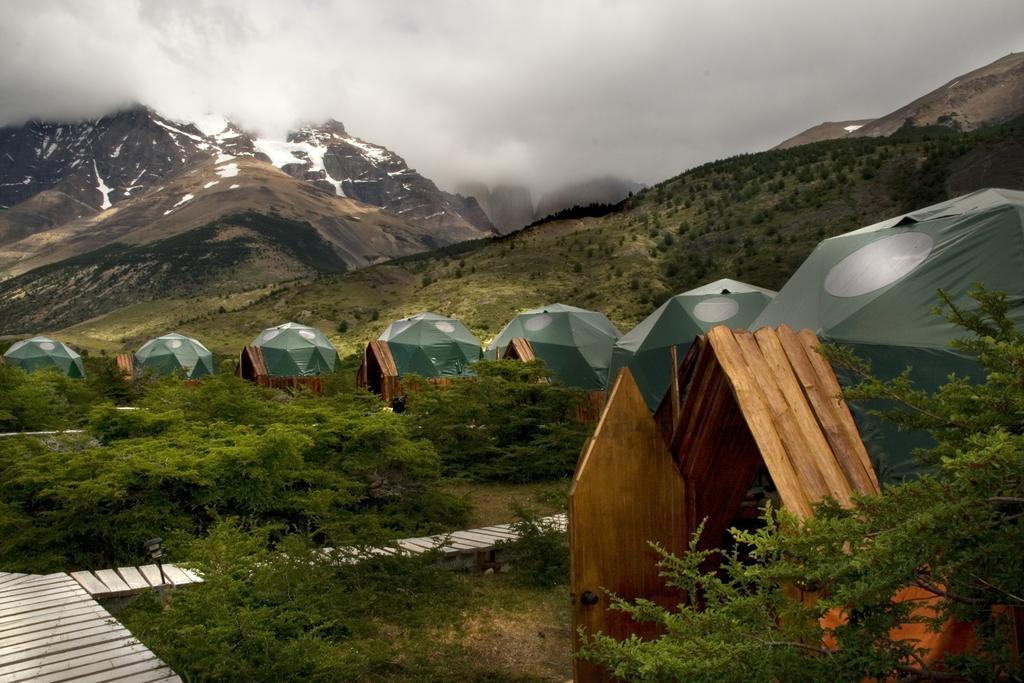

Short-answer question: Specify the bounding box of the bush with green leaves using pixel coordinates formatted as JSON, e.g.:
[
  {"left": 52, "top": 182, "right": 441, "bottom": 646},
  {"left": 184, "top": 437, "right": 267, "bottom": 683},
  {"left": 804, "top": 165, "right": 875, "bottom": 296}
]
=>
[
  {"left": 404, "top": 360, "right": 592, "bottom": 483},
  {"left": 119, "top": 521, "right": 476, "bottom": 682},
  {"left": 0, "top": 373, "right": 468, "bottom": 571},
  {"left": 0, "top": 353, "right": 142, "bottom": 432},
  {"left": 499, "top": 504, "right": 569, "bottom": 588},
  {"left": 580, "top": 287, "right": 1024, "bottom": 681},
  {"left": 0, "top": 363, "right": 96, "bottom": 431}
]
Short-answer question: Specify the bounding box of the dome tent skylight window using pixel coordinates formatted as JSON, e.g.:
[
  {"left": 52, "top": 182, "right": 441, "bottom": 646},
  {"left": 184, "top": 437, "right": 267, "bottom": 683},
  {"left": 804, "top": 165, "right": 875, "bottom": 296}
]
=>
[
  {"left": 524, "top": 313, "right": 553, "bottom": 332},
  {"left": 824, "top": 232, "right": 934, "bottom": 298},
  {"left": 692, "top": 297, "right": 741, "bottom": 323}
]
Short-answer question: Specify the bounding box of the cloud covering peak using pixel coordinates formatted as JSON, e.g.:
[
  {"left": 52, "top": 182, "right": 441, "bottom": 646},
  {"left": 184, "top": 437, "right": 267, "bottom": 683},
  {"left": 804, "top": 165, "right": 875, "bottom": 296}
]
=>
[{"left": 2, "top": 0, "right": 1022, "bottom": 193}]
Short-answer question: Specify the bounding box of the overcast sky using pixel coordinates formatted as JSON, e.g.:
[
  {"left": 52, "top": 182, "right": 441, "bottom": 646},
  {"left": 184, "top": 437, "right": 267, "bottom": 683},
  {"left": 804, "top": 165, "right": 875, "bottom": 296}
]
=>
[{"left": 2, "top": 0, "right": 1023, "bottom": 196}]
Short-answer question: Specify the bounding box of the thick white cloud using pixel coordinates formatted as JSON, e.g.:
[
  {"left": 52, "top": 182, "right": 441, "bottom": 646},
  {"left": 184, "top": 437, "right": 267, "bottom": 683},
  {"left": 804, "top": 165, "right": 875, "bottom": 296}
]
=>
[{"left": 1, "top": 0, "right": 1022, "bottom": 193}]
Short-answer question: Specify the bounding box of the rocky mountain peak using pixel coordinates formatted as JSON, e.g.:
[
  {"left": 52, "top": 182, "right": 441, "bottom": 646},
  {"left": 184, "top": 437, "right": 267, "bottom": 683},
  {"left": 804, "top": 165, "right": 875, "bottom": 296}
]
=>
[{"left": 0, "top": 106, "right": 495, "bottom": 245}]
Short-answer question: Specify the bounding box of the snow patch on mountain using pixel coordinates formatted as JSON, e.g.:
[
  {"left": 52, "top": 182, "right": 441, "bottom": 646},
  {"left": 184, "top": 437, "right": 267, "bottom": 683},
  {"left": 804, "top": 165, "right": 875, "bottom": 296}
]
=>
[
  {"left": 191, "top": 114, "right": 230, "bottom": 138},
  {"left": 151, "top": 118, "right": 205, "bottom": 143},
  {"left": 92, "top": 159, "right": 113, "bottom": 210},
  {"left": 215, "top": 163, "right": 239, "bottom": 179},
  {"left": 344, "top": 137, "right": 391, "bottom": 165},
  {"left": 253, "top": 138, "right": 344, "bottom": 196}
]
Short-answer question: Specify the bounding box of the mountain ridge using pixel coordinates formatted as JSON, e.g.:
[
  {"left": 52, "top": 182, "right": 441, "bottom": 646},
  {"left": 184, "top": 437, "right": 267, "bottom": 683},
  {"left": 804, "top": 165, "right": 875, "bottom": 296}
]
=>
[
  {"left": 0, "top": 106, "right": 495, "bottom": 255},
  {"left": 775, "top": 52, "right": 1024, "bottom": 149}
]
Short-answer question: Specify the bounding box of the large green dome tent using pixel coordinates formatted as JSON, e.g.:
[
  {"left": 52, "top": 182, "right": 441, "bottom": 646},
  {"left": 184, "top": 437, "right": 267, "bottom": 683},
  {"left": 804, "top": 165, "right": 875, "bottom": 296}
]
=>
[
  {"left": 135, "top": 332, "right": 215, "bottom": 379},
  {"left": 251, "top": 322, "right": 337, "bottom": 377},
  {"left": 752, "top": 187, "right": 1024, "bottom": 483},
  {"left": 609, "top": 278, "right": 777, "bottom": 410},
  {"left": 3, "top": 336, "right": 85, "bottom": 378},
  {"left": 485, "top": 303, "right": 622, "bottom": 390},
  {"left": 379, "top": 312, "right": 482, "bottom": 377}
]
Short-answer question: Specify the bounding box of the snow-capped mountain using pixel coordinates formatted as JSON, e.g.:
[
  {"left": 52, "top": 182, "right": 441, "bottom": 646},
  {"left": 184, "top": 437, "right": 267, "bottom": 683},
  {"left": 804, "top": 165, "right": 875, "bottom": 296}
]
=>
[
  {"left": 0, "top": 106, "right": 498, "bottom": 333},
  {"left": 0, "top": 106, "right": 493, "bottom": 245},
  {"left": 248, "top": 119, "right": 492, "bottom": 241}
]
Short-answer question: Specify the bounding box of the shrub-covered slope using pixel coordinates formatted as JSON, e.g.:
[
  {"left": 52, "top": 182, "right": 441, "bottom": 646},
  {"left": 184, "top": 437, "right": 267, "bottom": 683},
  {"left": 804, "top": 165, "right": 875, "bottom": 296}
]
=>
[{"left": 47, "top": 116, "right": 1024, "bottom": 355}]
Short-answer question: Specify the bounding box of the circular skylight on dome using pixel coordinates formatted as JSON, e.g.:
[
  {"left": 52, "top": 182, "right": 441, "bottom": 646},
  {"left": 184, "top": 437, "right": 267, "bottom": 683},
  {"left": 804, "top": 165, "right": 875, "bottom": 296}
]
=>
[
  {"left": 524, "top": 313, "right": 553, "bottom": 332},
  {"left": 298, "top": 329, "right": 317, "bottom": 341},
  {"left": 434, "top": 321, "right": 456, "bottom": 334},
  {"left": 693, "top": 297, "right": 740, "bottom": 323},
  {"left": 261, "top": 329, "right": 281, "bottom": 343},
  {"left": 39, "top": 342, "right": 56, "bottom": 351},
  {"left": 168, "top": 339, "right": 183, "bottom": 349},
  {"left": 825, "top": 231, "right": 934, "bottom": 298}
]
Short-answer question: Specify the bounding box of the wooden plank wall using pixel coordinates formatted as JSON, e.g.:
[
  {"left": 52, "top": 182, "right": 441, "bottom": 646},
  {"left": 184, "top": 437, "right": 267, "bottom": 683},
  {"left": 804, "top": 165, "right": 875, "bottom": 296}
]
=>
[
  {"left": 356, "top": 341, "right": 402, "bottom": 403},
  {"left": 569, "top": 326, "right": 881, "bottom": 680},
  {"left": 573, "top": 391, "right": 607, "bottom": 423},
  {"left": 115, "top": 353, "right": 134, "bottom": 381},
  {"left": 569, "top": 370, "right": 687, "bottom": 683},
  {"left": 502, "top": 338, "right": 536, "bottom": 362}
]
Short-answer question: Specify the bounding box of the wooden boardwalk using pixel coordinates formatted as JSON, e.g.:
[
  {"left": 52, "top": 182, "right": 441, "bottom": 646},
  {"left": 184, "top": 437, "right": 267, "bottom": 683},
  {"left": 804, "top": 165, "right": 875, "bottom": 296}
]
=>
[
  {"left": 68, "top": 564, "right": 204, "bottom": 600},
  {"left": 0, "top": 515, "right": 564, "bottom": 680},
  {"left": 333, "top": 514, "right": 567, "bottom": 569},
  {"left": 0, "top": 571, "right": 180, "bottom": 683},
  {"left": 68, "top": 514, "right": 567, "bottom": 599}
]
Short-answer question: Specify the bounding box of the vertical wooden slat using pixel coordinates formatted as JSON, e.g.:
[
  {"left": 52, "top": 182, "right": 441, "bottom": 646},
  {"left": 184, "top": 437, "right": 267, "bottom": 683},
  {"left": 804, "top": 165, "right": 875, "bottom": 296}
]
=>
[
  {"left": 774, "top": 327, "right": 878, "bottom": 495},
  {"left": 706, "top": 326, "right": 814, "bottom": 518},
  {"left": 752, "top": 328, "right": 855, "bottom": 505},
  {"left": 789, "top": 327, "right": 879, "bottom": 494}
]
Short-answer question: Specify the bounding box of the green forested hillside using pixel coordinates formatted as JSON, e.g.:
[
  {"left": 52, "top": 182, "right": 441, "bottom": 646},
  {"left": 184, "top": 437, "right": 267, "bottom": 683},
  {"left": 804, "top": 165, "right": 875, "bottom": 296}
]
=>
[{"left": 38, "top": 116, "right": 1024, "bottom": 355}]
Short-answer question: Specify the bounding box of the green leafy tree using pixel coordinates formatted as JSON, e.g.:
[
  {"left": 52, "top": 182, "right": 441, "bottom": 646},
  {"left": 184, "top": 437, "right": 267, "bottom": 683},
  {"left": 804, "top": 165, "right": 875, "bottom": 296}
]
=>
[
  {"left": 405, "top": 360, "right": 591, "bottom": 483},
  {"left": 580, "top": 287, "right": 1024, "bottom": 681},
  {"left": 0, "top": 364, "right": 97, "bottom": 431},
  {"left": 120, "top": 521, "right": 475, "bottom": 682},
  {"left": 0, "top": 373, "right": 467, "bottom": 571}
]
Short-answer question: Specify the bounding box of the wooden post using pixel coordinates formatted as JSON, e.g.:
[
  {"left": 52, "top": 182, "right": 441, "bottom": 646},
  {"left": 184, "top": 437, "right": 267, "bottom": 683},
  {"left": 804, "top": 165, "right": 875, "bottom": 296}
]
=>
[
  {"left": 669, "top": 345, "right": 680, "bottom": 428},
  {"left": 569, "top": 369, "right": 687, "bottom": 682}
]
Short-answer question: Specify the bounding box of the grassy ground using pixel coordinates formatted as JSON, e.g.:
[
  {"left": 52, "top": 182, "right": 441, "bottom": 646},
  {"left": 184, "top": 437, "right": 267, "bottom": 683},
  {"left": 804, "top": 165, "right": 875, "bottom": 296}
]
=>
[
  {"left": 442, "top": 480, "right": 569, "bottom": 528},
  {"left": 443, "top": 574, "right": 572, "bottom": 681}
]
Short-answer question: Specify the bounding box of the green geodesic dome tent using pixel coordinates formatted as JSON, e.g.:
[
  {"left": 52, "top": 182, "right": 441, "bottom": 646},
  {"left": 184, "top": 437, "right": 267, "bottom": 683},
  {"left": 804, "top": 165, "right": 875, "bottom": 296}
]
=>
[
  {"left": 485, "top": 303, "right": 622, "bottom": 390},
  {"left": 380, "top": 312, "right": 482, "bottom": 378},
  {"left": 752, "top": 188, "right": 1024, "bottom": 484},
  {"left": 609, "top": 278, "right": 777, "bottom": 410},
  {"left": 252, "top": 322, "right": 337, "bottom": 377},
  {"left": 3, "top": 336, "right": 85, "bottom": 378},
  {"left": 135, "top": 332, "right": 215, "bottom": 379}
]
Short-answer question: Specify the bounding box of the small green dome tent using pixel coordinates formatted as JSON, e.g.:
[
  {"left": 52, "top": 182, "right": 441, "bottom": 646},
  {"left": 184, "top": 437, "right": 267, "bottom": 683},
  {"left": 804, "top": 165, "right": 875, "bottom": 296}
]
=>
[
  {"left": 380, "top": 312, "right": 482, "bottom": 377},
  {"left": 609, "top": 279, "right": 777, "bottom": 410},
  {"left": 752, "top": 188, "right": 1024, "bottom": 483},
  {"left": 3, "top": 336, "right": 85, "bottom": 378},
  {"left": 251, "top": 322, "right": 337, "bottom": 377},
  {"left": 135, "top": 332, "right": 215, "bottom": 379},
  {"left": 485, "top": 303, "right": 622, "bottom": 390}
]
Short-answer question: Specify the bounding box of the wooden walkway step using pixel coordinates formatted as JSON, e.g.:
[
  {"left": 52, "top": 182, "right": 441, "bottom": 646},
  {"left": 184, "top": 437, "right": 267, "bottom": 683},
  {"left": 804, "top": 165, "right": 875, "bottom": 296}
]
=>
[{"left": 69, "top": 564, "right": 203, "bottom": 600}]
